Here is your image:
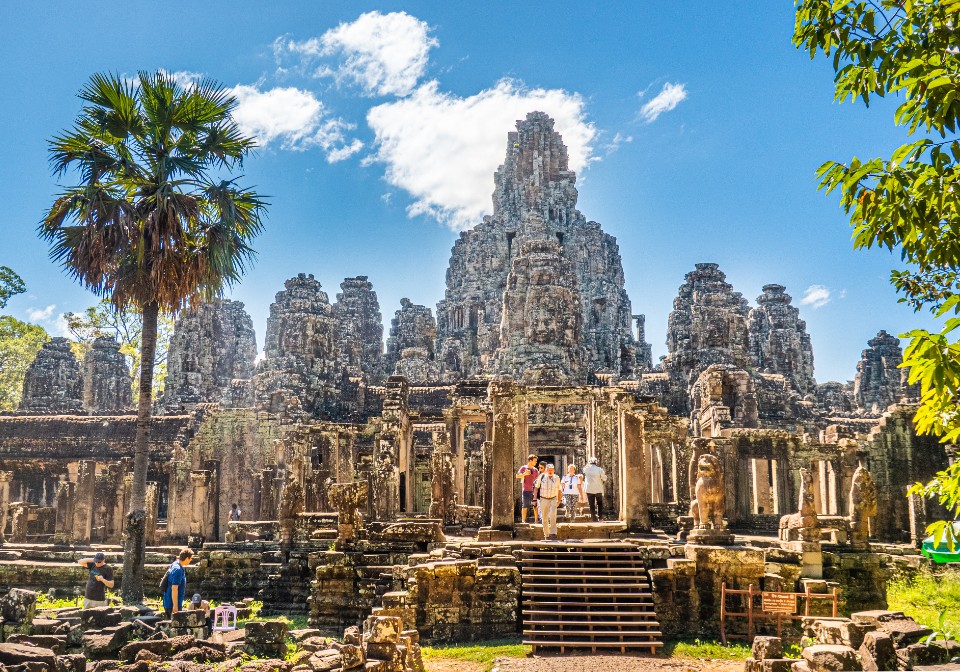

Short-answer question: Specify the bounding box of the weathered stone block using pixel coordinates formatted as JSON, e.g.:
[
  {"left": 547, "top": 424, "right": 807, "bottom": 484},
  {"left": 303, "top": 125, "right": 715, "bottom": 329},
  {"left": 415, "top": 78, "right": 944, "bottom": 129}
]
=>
[
  {"left": 307, "top": 649, "right": 342, "bottom": 672},
  {"left": 244, "top": 620, "right": 289, "bottom": 658},
  {"left": 0, "top": 588, "right": 38, "bottom": 625},
  {"left": 753, "top": 636, "right": 783, "bottom": 661},
  {"left": 801, "top": 644, "right": 862, "bottom": 672},
  {"left": 0, "top": 642, "right": 57, "bottom": 669},
  {"left": 333, "top": 642, "right": 365, "bottom": 669},
  {"left": 365, "top": 615, "right": 402, "bottom": 644},
  {"left": 171, "top": 609, "right": 206, "bottom": 628},
  {"left": 896, "top": 641, "right": 951, "bottom": 669},
  {"left": 54, "top": 653, "right": 86, "bottom": 672},
  {"left": 82, "top": 623, "right": 133, "bottom": 660},
  {"left": 857, "top": 631, "right": 895, "bottom": 672}
]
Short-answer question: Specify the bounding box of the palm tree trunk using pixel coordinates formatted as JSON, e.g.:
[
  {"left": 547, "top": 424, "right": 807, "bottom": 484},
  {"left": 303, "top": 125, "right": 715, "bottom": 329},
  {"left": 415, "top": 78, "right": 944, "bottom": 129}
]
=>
[{"left": 121, "top": 300, "right": 159, "bottom": 604}]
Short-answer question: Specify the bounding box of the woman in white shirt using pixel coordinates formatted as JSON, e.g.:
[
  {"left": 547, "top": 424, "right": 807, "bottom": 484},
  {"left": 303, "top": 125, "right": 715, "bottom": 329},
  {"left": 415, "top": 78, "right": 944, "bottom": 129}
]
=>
[{"left": 561, "top": 464, "right": 584, "bottom": 522}]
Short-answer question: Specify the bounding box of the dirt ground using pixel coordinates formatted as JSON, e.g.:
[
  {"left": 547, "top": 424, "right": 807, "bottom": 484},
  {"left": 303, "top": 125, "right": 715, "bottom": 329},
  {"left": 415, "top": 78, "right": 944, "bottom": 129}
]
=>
[{"left": 426, "top": 654, "right": 743, "bottom": 672}]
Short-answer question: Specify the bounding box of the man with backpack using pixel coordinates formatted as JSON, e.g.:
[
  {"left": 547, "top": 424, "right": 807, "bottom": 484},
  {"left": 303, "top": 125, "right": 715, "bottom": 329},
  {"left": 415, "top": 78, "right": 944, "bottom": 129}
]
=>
[{"left": 161, "top": 548, "right": 194, "bottom": 618}]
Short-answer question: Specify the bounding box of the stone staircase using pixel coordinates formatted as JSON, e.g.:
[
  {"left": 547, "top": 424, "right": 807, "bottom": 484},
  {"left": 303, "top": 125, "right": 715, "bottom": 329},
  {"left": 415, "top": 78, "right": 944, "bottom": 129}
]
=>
[{"left": 520, "top": 543, "right": 663, "bottom": 654}]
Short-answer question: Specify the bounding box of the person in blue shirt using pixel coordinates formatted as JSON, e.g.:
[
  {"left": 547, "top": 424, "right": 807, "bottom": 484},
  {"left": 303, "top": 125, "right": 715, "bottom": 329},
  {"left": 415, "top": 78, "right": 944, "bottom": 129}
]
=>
[{"left": 162, "top": 548, "right": 194, "bottom": 618}]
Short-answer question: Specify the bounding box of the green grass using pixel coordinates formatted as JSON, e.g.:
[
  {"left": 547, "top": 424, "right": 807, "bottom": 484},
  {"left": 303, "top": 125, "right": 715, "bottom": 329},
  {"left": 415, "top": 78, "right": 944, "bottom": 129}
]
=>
[
  {"left": 887, "top": 568, "right": 960, "bottom": 633},
  {"left": 664, "top": 639, "right": 752, "bottom": 660},
  {"left": 35, "top": 594, "right": 82, "bottom": 610},
  {"left": 421, "top": 639, "right": 527, "bottom": 671}
]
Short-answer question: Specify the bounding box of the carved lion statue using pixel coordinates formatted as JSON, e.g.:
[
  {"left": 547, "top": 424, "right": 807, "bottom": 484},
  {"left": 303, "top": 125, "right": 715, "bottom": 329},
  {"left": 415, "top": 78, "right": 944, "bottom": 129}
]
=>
[{"left": 689, "top": 454, "right": 724, "bottom": 529}]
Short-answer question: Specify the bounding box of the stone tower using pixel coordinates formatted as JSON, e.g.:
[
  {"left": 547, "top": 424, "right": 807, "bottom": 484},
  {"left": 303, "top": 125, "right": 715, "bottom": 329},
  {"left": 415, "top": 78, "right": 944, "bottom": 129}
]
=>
[
  {"left": 254, "top": 274, "right": 342, "bottom": 417},
  {"left": 82, "top": 336, "right": 132, "bottom": 412},
  {"left": 20, "top": 337, "right": 83, "bottom": 414},
  {"left": 384, "top": 299, "right": 437, "bottom": 375},
  {"left": 747, "top": 284, "right": 816, "bottom": 394},
  {"left": 853, "top": 330, "right": 905, "bottom": 413},
  {"left": 661, "top": 263, "right": 750, "bottom": 413},
  {"left": 634, "top": 314, "right": 654, "bottom": 371},
  {"left": 493, "top": 213, "right": 587, "bottom": 385},
  {"left": 435, "top": 111, "right": 638, "bottom": 381},
  {"left": 162, "top": 299, "right": 257, "bottom": 411},
  {"left": 333, "top": 276, "right": 384, "bottom": 382}
]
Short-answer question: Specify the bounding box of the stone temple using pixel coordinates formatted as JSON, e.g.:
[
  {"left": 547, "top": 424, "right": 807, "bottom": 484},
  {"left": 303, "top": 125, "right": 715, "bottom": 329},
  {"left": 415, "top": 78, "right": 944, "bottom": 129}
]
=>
[{"left": 0, "top": 112, "right": 952, "bottom": 655}]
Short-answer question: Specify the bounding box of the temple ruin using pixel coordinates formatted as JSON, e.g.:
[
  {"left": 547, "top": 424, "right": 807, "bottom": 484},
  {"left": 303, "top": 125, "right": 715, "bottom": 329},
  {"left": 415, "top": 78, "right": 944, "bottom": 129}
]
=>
[{"left": 0, "top": 112, "right": 951, "bottom": 650}]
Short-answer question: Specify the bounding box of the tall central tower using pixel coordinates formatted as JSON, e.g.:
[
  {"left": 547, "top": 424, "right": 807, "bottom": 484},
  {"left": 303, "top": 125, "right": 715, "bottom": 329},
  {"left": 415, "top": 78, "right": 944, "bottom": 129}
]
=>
[{"left": 435, "top": 112, "right": 643, "bottom": 382}]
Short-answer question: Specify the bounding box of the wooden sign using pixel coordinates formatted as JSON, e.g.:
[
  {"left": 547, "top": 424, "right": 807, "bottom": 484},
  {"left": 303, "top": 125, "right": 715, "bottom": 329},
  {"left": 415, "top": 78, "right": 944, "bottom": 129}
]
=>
[{"left": 762, "top": 591, "right": 797, "bottom": 614}]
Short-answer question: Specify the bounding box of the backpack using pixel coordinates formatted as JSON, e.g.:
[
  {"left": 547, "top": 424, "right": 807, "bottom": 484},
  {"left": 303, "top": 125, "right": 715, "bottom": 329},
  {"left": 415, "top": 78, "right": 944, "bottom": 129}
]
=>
[{"left": 159, "top": 560, "right": 177, "bottom": 592}]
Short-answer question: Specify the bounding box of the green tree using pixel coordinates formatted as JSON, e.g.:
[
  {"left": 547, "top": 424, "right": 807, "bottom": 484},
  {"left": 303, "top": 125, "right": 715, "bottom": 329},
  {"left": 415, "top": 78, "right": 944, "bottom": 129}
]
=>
[
  {"left": 0, "top": 316, "right": 49, "bottom": 411},
  {"left": 40, "top": 71, "right": 266, "bottom": 602},
  {"left": 64, "top": 299, "right": 173, "bottom": 401},
  {"left": 794, "top": 0, "right": 960, "bottom": 546},
  {"left": 0, "top": 267, "right": 25, "bottom": 309}
]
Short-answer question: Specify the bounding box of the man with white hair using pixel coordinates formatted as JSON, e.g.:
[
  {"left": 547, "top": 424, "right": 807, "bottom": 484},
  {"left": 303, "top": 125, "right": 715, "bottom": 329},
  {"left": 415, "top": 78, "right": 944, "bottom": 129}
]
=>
[
  {"left": 582, "top": 456, "right": 608, "bottom": 522},
  {"left": 534, "top": 464, "right": 562, "bottom": 540}
]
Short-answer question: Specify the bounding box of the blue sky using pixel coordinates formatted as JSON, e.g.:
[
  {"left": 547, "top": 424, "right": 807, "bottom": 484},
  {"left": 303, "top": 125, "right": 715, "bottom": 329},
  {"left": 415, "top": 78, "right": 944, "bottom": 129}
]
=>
[{"left": 0, "top": 2, "right": 938, "bottom": 383}]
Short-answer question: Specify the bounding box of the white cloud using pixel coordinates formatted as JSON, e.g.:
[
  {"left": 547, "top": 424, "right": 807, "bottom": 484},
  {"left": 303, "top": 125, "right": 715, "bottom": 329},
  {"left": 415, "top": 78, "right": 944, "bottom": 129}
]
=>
[
  {"left": 799, "top": 285, "right": 832, "bottom": 309},
  {"left": 229, "top": 84, "right": 363, "bottom": 161},
  {"left": 27, "top": 305, "right": 56, "bottom": 322},
  {"left": 603, "top": 132, "right": 633, "bottom": 155},
  {"left": 26, "top": 305, "right": 71, "bottom": 337},
  {"left": 366, "top": 79, "right": 597, "bottom": 229},
  {"left": 276, "top": 11, "right": 437, "bottom": 97},
  {"left": 639, "top": 82, "right": 688, "bottom": 123},
  {"left": 161, "top": 69, "right": 203, "bottom": 88}
]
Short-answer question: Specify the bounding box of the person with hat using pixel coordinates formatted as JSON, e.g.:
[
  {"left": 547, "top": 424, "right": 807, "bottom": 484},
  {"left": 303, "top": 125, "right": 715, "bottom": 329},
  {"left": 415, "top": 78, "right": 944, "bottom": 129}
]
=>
[
  {"left": 582, "top": 456, "right": 608, "bottom": 522},
  {"left": 534, "top": 464, "right": 562, "bottom": 540},
  {"left": 77, "top": 552, "right": 114, "bottom": 608},
  {"left": 185, "top": 592, "right": 212, "bottom": 636}
]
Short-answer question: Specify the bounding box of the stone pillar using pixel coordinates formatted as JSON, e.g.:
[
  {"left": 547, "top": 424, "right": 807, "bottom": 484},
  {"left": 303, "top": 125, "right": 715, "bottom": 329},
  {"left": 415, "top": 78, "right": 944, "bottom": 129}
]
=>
[
  {"left": 72, "top": 460, "right": 96, "bottom": 544},
  {"left": 53, "top": 480, "right": 76, "bottom": 544},
  {"left": 429, "top": 431, "right": 455, "bottom": 525},
  {"left": 0, "top": 471, "right": 12, "bottom": 544},
  {"left": 619, "top": 407, "right": 650, "bottom": 531},
  {"left": 190, "top": 470, "right": 211, "bottom": 540},
  {"left": 10, "top": 504, "right": 27, "bottom": 543},
  {"left": 490, "top": 382, "right": 517, "bottom": 531},
  {"left": 258, "top": 468, "right": 277, "bottom": 520},
  {"left": 145, "top": 481, "right": 159, "bottom": 546}
]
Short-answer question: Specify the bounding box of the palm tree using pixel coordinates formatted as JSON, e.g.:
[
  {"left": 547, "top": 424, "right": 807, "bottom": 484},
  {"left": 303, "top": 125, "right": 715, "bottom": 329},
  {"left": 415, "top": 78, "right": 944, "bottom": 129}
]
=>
[{"left": 40, "top": 71, "right": 266, "bottom": 603}]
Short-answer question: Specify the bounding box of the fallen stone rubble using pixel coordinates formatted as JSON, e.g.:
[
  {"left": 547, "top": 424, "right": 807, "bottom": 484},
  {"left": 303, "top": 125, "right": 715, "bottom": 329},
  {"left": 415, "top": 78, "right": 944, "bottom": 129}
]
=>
[
  {"left": 744, "top": 610, "right": 960, "bottom": 672},
  {"left": 0, "top": 589, "right": 424, "bottom": 672}
]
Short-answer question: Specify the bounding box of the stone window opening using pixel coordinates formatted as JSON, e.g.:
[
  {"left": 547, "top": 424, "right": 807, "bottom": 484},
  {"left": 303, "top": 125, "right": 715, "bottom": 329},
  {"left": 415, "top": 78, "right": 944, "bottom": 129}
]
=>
[
  {"left": 506, "top": 231, "right": 516, "bottom": 257},
  {"left": 556, "top": 232, "right": 564, "bottom": 246}
]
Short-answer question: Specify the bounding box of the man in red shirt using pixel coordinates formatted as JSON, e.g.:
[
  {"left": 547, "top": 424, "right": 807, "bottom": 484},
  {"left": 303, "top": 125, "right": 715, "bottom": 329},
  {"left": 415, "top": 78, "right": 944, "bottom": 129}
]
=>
[{"left": 516, "top": 454, "right": 539, "bottom": 523}]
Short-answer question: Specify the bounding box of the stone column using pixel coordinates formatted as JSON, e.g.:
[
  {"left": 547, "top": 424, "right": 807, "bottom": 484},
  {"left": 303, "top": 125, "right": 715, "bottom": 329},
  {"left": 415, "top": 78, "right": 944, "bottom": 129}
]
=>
[
  {"left": 72, "top": 460, "right": 96, "bottom": 544},
  {"left": 145, "top": 482, "right": 159, "bottom": 546},
  {"left": 619, "top": 407, "right": 650, "bottom": 531},
  {"left": 10, "top": 504, "right": 27, "bottom": 543},
  {"left": 53, "top": 480, "right": 76, "bottom": 544},
  {"left": 490, "top": 382, "right": 517, "bottom": 531},
  {"left": 190, "top": 470, "right": 211, "bottom": 539},
  {"left": 0, "top": 471, "right": 12, "bottom": 544}
]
